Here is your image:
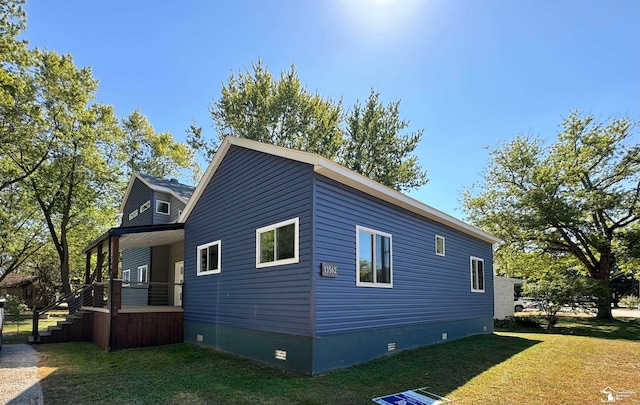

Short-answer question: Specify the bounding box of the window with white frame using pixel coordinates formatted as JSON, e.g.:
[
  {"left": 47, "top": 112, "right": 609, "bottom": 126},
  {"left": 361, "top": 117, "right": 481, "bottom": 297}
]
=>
[
  {"left": 435, "top": 235, "right": 445, "bottom": 256},
  {"left": 138, "top": 265, "right": 149, "bottom": 283},
  {"left": 470, "top": 257, "right": 484, "bottom": 292},
  {"left": 140, "top": 200, "right": 151, "bottom": 213},
  {"left": 128, "top": 209, "right": 138, "bottom": 220},
  {"left": 156, "top": 200, "right": 170, "bottom": 215},
  {"left": 197, "top": 240, "right": 221, "bottom": 275},
  {"left": 356, "top": 226, "right": 392, "bottom": 287},
  {"left": 256, "top": 218, "right": 299, "bottom": 268},
  {"left": 122, "top": 269, "right": 131, "bottom": 285}
]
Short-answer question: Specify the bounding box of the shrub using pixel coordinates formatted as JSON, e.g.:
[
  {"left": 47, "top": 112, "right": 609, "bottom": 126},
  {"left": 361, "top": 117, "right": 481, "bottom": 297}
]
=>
[
  {"left": 620, "top": 295, "right": 639, "bottom": 309},
  {"left": 494, "top": 316, "right": 542, "bottom": 330},
  {"left": 5, "top": 294, "right": 29, "bottom": 333}
]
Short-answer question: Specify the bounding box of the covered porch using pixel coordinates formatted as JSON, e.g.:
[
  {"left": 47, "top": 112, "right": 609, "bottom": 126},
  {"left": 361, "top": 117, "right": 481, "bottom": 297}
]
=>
[{"left": 38, "top": 223, "right": 186, "bottom": 350}]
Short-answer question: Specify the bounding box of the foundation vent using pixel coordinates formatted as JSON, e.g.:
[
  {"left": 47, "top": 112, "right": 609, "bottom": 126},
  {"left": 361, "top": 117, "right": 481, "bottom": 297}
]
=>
[
  {"left": 387, "top": 342, "right": 396, "bottom": 351},
  {"left": 196, "top": 334, "right": 203, "bottom": 342},
  {"left": 442, "top": 332, "right": 448, "bottom": 340},
  {"left": 275, "top": 349, "right": 287, "bottom": 361}
]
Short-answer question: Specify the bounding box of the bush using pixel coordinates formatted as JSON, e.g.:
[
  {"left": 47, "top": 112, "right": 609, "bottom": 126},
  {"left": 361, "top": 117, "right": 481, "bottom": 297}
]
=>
[
  {"left": 5, "top": 295, "right": 29, "bottom": 333},
  {"left": 494, "top": 316, "right": 542, "bottom": 330},
  {"left": 620, "top": 295, "right": 639, "bottom": 309}
]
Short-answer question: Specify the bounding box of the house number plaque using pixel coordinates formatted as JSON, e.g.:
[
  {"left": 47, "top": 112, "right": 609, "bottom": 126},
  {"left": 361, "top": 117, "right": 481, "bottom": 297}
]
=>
[{"left": 321, "top": 262, "right": 338, "bottom": 278}]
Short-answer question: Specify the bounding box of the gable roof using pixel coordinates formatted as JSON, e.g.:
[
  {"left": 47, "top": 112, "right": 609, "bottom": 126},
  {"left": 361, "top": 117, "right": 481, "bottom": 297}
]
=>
[
  {"left": 119, "top": 172, "right": 195, "bottom": 214},
  {"left": 180, "top": 137, "right": 500, "bottom": 244}
]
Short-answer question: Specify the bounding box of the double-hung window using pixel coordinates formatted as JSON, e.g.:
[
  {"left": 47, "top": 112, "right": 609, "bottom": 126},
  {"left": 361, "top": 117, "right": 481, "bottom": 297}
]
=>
[
  {"left": 356, "top": 226, "right": 392, "bottom": 287},
  {"left": 470, "top": 257, "right": 485, "bottom": 292},
  {"left": 197, "top": 240, "right": 221, "bottom": 275},
  {"left": 138, "top": 265, "right": 149, "bottom": 283},
  {"left": 256, "top": 218, "right": 299, "bottom": 268}
]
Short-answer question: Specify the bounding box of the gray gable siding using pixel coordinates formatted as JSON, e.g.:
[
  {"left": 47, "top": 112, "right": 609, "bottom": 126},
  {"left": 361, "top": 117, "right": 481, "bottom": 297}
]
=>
[
  {"left": 184, "top": 146, "right": 314, "bottom": 336},
  {"left": 313, "top": 175, "right": 494, "bottom": 336},
  {"left": 152, "top": 192, "right": 185, "bottom": 224},
  {"left": 121, "top": 247, "right": 150, "bottom": 282},
  {"left": 122, "top": 178, "right": 153, "bottom": 227}
]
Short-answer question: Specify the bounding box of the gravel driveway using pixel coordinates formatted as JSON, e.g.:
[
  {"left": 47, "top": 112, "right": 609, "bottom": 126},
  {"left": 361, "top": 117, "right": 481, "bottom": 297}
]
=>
[{"left": 0, "top": 344, "right": 43, "bottom": 405}]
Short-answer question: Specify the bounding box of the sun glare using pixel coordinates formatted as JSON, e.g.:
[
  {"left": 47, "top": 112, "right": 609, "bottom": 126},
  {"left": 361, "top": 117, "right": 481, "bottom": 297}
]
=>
[{"left": 337, "top": 0, "right": 426, "bottom": 42}]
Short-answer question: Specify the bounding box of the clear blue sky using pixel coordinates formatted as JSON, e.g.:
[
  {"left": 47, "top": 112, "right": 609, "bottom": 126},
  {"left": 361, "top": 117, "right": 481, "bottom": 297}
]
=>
[{"left": 24, "top": 0, "right": 640, "bottom": 219}]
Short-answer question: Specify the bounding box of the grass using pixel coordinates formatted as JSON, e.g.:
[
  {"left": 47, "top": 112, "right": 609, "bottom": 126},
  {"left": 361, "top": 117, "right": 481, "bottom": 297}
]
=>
[{"left": 31, "top": 315, "right": 640, "bottom": 405}]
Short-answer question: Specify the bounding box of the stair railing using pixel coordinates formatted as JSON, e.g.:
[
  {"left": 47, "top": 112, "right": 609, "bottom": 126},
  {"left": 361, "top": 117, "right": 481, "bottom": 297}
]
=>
[{"left": 31, "top": 283, "right": 98, "bottom": 343}]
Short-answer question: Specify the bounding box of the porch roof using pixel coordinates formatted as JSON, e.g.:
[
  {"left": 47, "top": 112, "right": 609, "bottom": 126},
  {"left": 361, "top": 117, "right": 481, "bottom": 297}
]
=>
[{"left": 83, "top": 223, "right": 185, "bottom": 254}]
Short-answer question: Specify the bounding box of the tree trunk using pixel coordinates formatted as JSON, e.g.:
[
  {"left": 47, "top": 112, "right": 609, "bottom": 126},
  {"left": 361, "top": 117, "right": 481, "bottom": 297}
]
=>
[{"left": 596, "top": 258, "right": 613, "bottom": 319}]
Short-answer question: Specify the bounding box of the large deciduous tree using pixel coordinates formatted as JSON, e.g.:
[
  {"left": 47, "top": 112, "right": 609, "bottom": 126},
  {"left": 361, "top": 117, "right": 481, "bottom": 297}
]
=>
[
  {"left": 463, "top": 111, "right": 640, "bottom": 319},
  {"left": 120, "top": 108, "right": 198, "bottom": 180},
  {"left": 342, "top": 90, "right": 427, "bottom": 191},
  {"left": 189, "top": 59, "right": 428, "bottom": 192}
]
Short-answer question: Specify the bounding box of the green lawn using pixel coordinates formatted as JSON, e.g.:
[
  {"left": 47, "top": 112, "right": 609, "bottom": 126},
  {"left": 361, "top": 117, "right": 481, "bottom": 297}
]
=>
[
  {"left": 2, "top": 315, "right": 65, "bottom": 344},
  {"left": 32, "top": 315, "right": 640, "bottom": 405}
]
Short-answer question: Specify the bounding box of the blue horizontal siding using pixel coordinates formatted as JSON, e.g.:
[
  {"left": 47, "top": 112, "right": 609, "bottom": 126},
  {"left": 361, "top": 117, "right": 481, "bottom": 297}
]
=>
[
  {"left": 121, "top": 248, "right": 150, "bottom": 281},
  {"left": 313, "top": 176, "right": 494, "bottom": 336},
  {"left": 122, "top": 178, "right": 152, "bottom": 226},
  {"left": 184, "top": 146, "right": 314, "bottom": 336}
]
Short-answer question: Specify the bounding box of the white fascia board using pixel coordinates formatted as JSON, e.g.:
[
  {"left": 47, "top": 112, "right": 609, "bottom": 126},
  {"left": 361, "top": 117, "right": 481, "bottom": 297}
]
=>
[{"left": 180, "top": 136, "right": 501, "bottom": 244}]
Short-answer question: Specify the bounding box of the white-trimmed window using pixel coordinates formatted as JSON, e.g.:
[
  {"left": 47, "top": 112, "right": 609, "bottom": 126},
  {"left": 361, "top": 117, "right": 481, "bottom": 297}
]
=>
[
  {"left": 435, "top": 235, "right": 445, "bottom": 256},
  {"left": 356, "top": 226, "right": 392, "bottom": 288},
  {"left": 140, "top": 200, "right": 151, "bottom": 213},
  {"left": 197, "top": 240, "right": 221, "bottom": 275},
  {"left": 138, "top": 265, "right": 149, "bottom": 283},
  {"left": 256, "top": 217, "right": 299, "bottom": 268},
  {"left": 122, "top": 269, "right": 131, "bottom": 285},
  {"left": 128, "top": 209, "right": 138, "bottom": 220},
  {"left": 470, "top": 257, "right": 485, "bottom": 292},
  {"left": 156, "top": 200, "right": 170, "bottom": 215}
]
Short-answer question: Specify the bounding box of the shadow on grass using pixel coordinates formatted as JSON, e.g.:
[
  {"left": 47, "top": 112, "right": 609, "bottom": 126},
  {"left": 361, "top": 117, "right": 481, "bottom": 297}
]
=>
[
  {"left": 499, "top": 314, "right": 640, "bottom": 342},
  {"left": 35, "top": 333, "right": 541, "bottom": 405}
]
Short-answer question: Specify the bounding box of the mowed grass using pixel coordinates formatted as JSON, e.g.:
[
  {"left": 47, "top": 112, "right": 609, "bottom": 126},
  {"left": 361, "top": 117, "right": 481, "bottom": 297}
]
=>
[
  {"left": 34, "top": 315, "right": 640, "bottom": 405},
  {"left": 2, "top": 316, "right": 64, "bottom": 344}
]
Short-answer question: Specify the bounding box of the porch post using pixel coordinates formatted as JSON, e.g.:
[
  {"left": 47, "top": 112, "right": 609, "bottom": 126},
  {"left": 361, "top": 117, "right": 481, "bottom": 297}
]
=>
[
  {"left": 85, "top": 252, "right": 91, "bottom": 284},
  {"left": 110, "top": 235, "right": 120, "bottom": 279},
  {"left": 95, "top": 244, "right": 103, "bottom": 282}
]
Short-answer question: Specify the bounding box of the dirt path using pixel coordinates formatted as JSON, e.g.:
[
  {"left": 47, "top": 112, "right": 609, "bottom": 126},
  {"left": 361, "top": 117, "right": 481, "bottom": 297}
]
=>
[{"left": 0, "top": 344, "right": 43, "bottom": 405}]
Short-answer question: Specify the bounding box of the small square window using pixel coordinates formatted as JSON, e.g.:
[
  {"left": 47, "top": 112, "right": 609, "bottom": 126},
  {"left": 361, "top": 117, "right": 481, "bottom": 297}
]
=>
[
  {"left": 197, "top": 240, "right": 221, "bottom": 275},
  {"left": 140, "top": 200, "right": 151, "bottom": 213},
  {"left": 128, "top": 209, "right": 138, "bottom": 220},
  {"left": 156, "top": 200, "right": 170, "bottom": 215},
  {"left": 435, "top": 235, "right": 445, "bottom": 256}
]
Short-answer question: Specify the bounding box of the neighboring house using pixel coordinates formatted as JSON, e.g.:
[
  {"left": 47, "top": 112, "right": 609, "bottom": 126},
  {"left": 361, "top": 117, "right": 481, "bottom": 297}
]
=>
[
  {"left": 0, "top": 274, "right": 45, "bottom": 309},
  {"left": 119, "top": 173, "right": 194, "bottom": 307},
  {"left": 71, "top": 137, "right": 498, "bottom": 375},
  {"left": 180, "top": 137, "right": 500, "bottom": 375},
  {"left": 494, "top": 276, "right": 525, "bottom": 319}
]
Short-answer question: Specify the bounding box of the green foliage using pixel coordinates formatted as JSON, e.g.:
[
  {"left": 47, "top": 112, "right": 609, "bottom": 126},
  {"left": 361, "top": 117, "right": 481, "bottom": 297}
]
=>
[
  {"left": 493, "top": 316, "right": 542, "bottom": 330},
  {"left": 120, "top": 109, "right": 199, "bottom": 179},
  {"left": 523, "top": 269, "right": 600, "bottom": 329},
  {"left": 201, "top": 59, "right": 343, "bottom": 159},
  {"left": 190, "top": 59, "right": 427, "bottom": 191},
  {"left": 464, "top": 111, "right": 640, "bottom": 319},
  {"left": 5, "top": 294, "right": 28, "bottom": 333},
  {"left": 620, "top": 295, "right": 639, "bottom": 309},
  {"left": 342, "top": 90, "right": 427, "bottom": 191}
]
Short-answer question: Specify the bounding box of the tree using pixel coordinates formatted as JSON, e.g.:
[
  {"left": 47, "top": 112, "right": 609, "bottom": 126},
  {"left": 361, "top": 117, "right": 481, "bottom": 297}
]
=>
[
  {"left": 190, "top": 59, "right": 428, "bottom": 192},
  {"left": 192, "top": 59, "right": 343, "bottom": 160},
  {"left": 26, "top": 50, "right": 123, "bottom": 296},
  {"left": 0, "top": 0, "right": 51, "bottom": 191},
  {"left": 120, "top": 109, "right": 198, "bottom": 180},
  {"left": 463, "top": 111, "right": 640, "bottom": 319},
  {"left": 342, "top": 90, "right": 427, "bottom": 191}
]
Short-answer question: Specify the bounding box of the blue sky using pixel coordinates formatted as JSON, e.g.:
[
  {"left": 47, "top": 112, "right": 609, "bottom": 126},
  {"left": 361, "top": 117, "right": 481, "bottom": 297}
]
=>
[{"left": 24, "top": 0, "right": 640, "bottom": 219}]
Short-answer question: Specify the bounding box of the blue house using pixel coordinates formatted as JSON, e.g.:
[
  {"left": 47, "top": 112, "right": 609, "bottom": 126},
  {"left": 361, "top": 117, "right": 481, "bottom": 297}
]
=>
[
  {"left": 119, "top": 173, "right": 194, "bottom": 307},
  {"left": 179, "top": 137, "right": 499, "bottom": 375},
  {"left": 44, "top": 136, "right": 497, "bottom": 374}
]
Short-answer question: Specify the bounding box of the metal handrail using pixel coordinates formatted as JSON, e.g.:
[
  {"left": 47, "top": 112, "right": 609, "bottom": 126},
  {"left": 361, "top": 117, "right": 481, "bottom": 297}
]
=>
[{"left": 31, "top": 283, "right": 98, "bottom": 342}]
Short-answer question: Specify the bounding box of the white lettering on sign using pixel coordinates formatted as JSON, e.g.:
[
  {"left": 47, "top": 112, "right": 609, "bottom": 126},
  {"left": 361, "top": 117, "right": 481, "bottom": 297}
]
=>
[{"left": 321, "top": 262, "right": 338, "bottom": 278}]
